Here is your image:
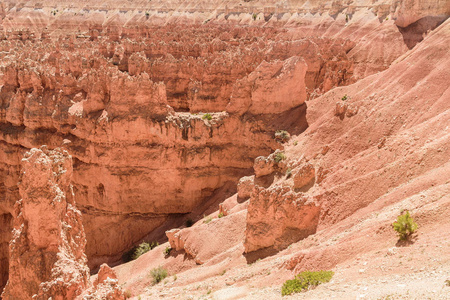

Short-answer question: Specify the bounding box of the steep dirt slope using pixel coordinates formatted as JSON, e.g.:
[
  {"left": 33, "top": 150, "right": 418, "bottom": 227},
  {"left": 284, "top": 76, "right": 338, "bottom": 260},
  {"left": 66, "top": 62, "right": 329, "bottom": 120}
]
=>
[{"left": 114, "top": 17, "right": 450, "bottom": 299}]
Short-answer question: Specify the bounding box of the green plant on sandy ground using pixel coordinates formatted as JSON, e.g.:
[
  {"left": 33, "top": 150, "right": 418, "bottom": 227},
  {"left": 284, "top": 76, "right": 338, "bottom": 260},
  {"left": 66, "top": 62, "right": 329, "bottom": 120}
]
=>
[
  {"left": 393, "top": 210, "right": 418, "bottom": 240},
  {"left": 150, "top": 266, "right": 168, "bottom": 285},
  {"left": 281, "top": 270, "right": 334, "bottom": 296},
  {"left": 203, "top": 215, "right": 213, "bottom": 224}
]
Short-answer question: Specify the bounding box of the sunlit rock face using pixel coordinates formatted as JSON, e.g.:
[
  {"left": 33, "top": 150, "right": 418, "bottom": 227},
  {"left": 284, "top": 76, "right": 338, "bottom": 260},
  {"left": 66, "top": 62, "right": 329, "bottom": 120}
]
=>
[{"left": 2, "top": 147, "right": 90, "bottom": 300}]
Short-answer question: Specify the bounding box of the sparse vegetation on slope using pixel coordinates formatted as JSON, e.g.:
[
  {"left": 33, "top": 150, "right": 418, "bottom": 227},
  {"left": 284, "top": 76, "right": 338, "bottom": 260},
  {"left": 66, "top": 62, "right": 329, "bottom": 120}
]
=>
[
  {"left": 150, "top": 266, "right": 168, "bottom": 285},
  {"left": 282, "top": 270, "right": 334, "bottom": 296},
  {"left": 274, "top": 151, "right": 287, "bottom": 163}
]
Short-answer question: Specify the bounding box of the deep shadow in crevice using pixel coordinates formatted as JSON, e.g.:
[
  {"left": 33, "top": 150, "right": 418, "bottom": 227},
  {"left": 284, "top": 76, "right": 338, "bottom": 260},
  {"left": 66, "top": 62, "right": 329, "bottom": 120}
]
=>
[
  {"left": 397, "top": 15, "right": 449, "bottom": 49},
  {"left": 247, "top": 102, "right": 309, "bottom": 137},
  {"left": 244, "top": 246, "right": 279, "bottom": 264}
]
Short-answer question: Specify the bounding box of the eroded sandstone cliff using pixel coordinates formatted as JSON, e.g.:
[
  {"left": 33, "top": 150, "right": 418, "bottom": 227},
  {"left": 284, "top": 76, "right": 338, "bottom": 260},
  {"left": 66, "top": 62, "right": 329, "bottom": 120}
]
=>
[{"left": 1, "top": 147, "right": 90, "bottom": 299}]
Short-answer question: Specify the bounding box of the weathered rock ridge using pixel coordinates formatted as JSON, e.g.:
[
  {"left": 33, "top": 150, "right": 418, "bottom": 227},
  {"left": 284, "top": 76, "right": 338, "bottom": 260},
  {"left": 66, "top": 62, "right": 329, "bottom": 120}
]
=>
[
  {"left": 1, "top": 147, "right": 125, "bottom": 299},
  {"left": 1, "top": 147, "right": 89, "bottom": 299}
]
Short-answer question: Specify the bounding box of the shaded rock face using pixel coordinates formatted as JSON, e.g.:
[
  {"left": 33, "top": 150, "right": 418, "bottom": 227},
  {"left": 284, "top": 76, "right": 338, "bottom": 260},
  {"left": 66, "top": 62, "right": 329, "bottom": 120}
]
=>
[{"left": 1, "top": 147, "right": 90, "bottom": 300}]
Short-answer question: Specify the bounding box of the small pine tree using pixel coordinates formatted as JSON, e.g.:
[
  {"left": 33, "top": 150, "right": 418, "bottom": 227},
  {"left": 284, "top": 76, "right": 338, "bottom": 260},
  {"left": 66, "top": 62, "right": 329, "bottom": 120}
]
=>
[{"left": 393, "top": 211, "right": 418, "bottom": 240}]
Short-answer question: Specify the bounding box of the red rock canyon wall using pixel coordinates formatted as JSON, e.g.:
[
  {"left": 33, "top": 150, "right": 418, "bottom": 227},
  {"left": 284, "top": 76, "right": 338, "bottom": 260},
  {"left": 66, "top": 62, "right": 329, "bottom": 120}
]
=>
[{"left": 0, "top": 0, "right": 448, "bottom": 295}]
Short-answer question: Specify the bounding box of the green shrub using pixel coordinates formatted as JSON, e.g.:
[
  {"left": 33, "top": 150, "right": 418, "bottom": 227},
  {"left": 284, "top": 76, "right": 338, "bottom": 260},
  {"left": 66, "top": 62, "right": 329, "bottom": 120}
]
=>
[
  {"left": 150, "top": 266, "right": 168, "bottom": 285},
  {"left": 202, "top": 113, "right": 212, "bottom": 121},
  {"left": 123, "top": 241, "right": 159, "bottom": 261},
  {"left": 163, "top": 246, "right": 172, "bottom": 257},
  {"left": 124, "top": 290, "right": 132, "bottom": 298},
  {"left": 218, "top": 212, "right": 224, "bottom": 218},
  {"left": 393, "top": 211, "right": 418, "bottom": 240},
  {"left": 133, "top": 241, "right": 159, "bottom": 260},
  {"left": 274, "top": 152, "right": 286, "bottom": 163},
  {"left": 252, "top": 13, "right": 257, "bottom": 20},
  {"left": 341, "top": 95, "right": 348, "bottom": 101},
  {"left": 281, "top": 270, "right": 334, "bottom": 296}
]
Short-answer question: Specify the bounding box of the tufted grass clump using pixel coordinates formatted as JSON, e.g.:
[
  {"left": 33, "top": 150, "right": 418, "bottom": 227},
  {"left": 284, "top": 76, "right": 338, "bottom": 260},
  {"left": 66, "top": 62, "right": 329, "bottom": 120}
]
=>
[
  {"left": 150, "top": 266, "right": 168, "bottom": 285},
  {"left": 281, "top": 270, "right": 334, "bottom": 296},
  {"left": 274, "top": 151, "right": 287, "bottom": 163},
  {"left": 203, "top": 215, "right": 213, "bottom": 224},
  {"left": 393, "top": 210, "right": 418, "bottom": 240}
]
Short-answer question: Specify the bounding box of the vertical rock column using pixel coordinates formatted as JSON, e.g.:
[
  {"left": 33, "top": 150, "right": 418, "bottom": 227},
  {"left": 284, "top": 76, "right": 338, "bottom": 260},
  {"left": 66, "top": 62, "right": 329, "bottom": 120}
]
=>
[{"left": 1, "top": 147, "right": 90, "bottom": 300}]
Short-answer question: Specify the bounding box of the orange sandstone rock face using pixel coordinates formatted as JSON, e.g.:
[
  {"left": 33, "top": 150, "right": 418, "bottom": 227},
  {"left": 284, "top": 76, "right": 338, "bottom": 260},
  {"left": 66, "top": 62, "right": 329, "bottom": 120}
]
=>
[
  {"left": 244, "top": 186, "right": 320, "bottom": 253},
  {"left": 1, "top": 147, "right": 89, "bottom": 300},
  {"left": 82, "top": 264, "right": 125, "bottom": 300},
  {"left": 166, "top": 210, "right": 247, "bottom": 265},
  {"left": 227, "top": 57, "right": 307, "bottom": 115}
]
